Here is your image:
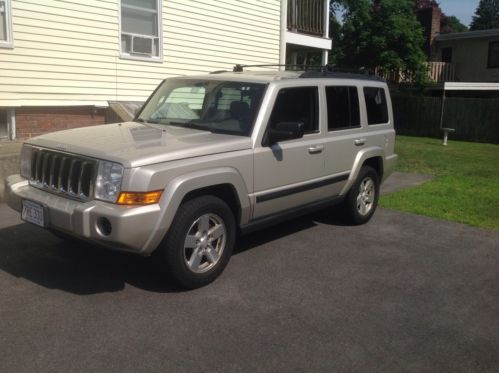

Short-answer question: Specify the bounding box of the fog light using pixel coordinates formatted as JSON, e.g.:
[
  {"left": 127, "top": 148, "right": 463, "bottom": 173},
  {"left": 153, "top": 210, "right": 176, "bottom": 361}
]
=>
[{"left": 96, "top": 217, "right": 112, "bottom": 236}]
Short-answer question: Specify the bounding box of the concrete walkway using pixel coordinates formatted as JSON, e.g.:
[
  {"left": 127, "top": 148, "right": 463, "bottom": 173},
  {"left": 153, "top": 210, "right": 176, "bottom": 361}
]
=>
[
  {"left": 0, "top": 141, "right": 22, "bottom": 155},
  {"left": 381, "top": 172, "right": 434, "bottom": 195}
]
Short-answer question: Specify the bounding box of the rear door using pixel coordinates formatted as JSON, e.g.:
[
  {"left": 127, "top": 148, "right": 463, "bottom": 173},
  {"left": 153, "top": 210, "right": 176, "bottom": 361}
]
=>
[{"left": 323, "top": 84, "right": 364, "bottom": 194}]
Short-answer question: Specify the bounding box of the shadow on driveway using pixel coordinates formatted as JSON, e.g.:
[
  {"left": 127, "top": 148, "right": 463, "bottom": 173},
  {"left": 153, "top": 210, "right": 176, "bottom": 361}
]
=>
[{"left": 0, "top": 213, "right": 321, "bottom": 295}]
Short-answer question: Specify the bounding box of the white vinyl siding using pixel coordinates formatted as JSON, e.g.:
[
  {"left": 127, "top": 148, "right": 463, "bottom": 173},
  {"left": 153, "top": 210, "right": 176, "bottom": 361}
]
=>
[{"left": 0, "top": 0, "right": 281, "bottom": 107}]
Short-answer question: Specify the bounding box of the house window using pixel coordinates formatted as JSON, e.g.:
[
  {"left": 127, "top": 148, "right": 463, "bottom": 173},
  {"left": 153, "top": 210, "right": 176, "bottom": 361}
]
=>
[
  {"left": 0, "top": 0, "right": 13, "bottom": 48},
  {"left": 326, "top": 86, "right": 360, "bottom": 131},
  {"left": 488, "top": 41, "right": 499, "bottom": 69},
  {"left": 364, "top": 87, "right": 389, "bottom": 125},
  {"left": 120, "top": 0, "right": 161, "bottom": 59},
  {"left": 442, "top": 47, "right": 453, "bottom": 63},
  {"left": 269, "top": 87, "right": 319, "bottom": 134}
]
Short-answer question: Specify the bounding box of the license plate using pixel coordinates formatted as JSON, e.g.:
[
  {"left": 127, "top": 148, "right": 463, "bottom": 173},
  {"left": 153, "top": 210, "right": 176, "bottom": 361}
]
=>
[{"left": 21, "top": 200, "right": 47, "bottom": 228}]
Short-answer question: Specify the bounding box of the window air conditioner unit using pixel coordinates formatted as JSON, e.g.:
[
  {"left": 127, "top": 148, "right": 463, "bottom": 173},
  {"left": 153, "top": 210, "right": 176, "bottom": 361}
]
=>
[{"left": 132, "top": 36, "right": 153, "bottom": 55}]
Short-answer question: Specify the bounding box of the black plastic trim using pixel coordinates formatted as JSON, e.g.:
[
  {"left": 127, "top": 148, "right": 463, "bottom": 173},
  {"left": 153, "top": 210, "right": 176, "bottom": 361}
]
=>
[
  {"left": 256, "top": 173, "right": 349, "bottom": 203},
  {"left": 240, "top": 195, "right": 344, "bottom": 235}
]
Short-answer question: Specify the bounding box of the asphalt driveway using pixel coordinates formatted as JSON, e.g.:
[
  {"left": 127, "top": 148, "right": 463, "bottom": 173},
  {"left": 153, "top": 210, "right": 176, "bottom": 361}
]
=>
[{"left": 0, "top": 203, "right": 498, "bottom": 372}]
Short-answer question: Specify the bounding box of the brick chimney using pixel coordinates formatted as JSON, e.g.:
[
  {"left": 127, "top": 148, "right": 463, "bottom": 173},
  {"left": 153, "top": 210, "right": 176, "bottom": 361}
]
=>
[{"left": 417, "top": 5, "right": 442, "bottom": 59}]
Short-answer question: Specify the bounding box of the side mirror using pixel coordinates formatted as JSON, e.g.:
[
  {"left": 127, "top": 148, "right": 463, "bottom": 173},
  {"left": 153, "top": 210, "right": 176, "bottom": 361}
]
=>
[{"left": 267, "top": 121, "right": 305, "bottom": 145}]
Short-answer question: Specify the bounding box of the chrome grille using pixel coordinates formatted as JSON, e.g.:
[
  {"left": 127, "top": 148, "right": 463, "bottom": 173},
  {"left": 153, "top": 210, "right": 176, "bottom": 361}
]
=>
[{"left": 30, "top": 148, "right": 96, "bottom": 201}]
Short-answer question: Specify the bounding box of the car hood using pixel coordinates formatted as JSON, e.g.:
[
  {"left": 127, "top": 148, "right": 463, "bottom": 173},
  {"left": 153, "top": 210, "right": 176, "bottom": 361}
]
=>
[{"left": 26, "top": 122, "right": 252, "bottom": 168}]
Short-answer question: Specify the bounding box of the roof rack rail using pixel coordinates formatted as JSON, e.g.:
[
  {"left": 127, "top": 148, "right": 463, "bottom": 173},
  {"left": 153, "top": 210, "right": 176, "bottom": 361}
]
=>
[
  {"left": 233, "top": 64, "right": 327, "bottom": 72},
  {"left": 300, "top": 71, "right": 385, "bottom": 82},
  {"left": 231, "top": 64, "right": 384, "bottom": 81}
]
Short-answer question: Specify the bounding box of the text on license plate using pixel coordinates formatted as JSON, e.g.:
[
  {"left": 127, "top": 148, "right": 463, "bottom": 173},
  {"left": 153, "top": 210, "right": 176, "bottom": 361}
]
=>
[{"left": 21, "top": 200, "right": 45, "bottom": 227}]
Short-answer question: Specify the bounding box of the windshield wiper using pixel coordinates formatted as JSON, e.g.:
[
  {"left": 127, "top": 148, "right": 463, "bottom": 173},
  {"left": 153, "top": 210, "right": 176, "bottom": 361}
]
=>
[
  {"left": 142, "top": 117, "right": 177, "bottom": 125},
  {"left": 138, "top": 118, "right": 213, "bottom": 133},
  {"left": 165, "top": 121, "right": 213, "bottom": 132},
  {"left": 135, "top": 118, "right": 159, "bottom": 124},
  {"left": 167, "top": 121, "right": 190, "bottom": 127}
]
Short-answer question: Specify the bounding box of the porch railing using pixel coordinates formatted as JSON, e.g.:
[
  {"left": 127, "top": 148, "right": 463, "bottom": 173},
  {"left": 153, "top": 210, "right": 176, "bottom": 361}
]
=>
[
  {"left": 427, "top": 62, "right": 456, "bottom": 82},
  {"left": 376, "top": 62, "right": 456, "bottom": 83},
  {"left": 287, "top": 0, "right": 325, "bottom": 36}
]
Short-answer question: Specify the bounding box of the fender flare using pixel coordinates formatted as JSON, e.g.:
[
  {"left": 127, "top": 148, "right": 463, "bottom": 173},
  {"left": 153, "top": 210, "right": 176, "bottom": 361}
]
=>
[
  {"left": 340, "top": 147, "right": 385, "bottom": 196},
  {"left": 141, "top": 167, "right": 250, "bottom": 255}
]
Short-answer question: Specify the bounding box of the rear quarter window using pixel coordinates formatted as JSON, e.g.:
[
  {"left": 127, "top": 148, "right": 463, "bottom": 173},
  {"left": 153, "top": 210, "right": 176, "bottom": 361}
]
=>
[{"left": 363, "top": 87, "right": 389, "bottom": 125}]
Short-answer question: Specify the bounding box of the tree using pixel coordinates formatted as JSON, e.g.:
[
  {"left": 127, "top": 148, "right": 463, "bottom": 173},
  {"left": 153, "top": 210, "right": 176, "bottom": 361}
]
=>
[
  {"left": 333, "top": 0, "right": 427, "bottom": 83},
  {"left": 414, "top": 0, "right": 440, "bottom": 11},
  {"left": 470, "top": 0, "right": 499, "bottom": 30},
  {"left": 328, "top": 13, "right": 343, "bottom": 65},
  {"left": 441, "top": 15, "right": 468, "bottom": 33}
]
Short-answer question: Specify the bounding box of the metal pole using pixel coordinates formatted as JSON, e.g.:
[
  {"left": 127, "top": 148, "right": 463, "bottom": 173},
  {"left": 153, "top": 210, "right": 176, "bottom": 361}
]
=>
[
  {"left": 8, "top": 108, "right": 16, "bottom": 140},
  {"left": 439, "top": 83, "right": 446, "bottom": 130},
  {"left": 279, "top": 0, "right": 288, "bottom": 69}
]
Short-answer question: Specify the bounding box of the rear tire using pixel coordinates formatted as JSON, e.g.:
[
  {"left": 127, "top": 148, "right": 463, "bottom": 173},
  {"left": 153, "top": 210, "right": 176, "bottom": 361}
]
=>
[
  {"left": 341, "top": 166, "right": 379, "bottom": 225},
  {"left": 155, "top": 195, "right": 235, "bottom": 289}
]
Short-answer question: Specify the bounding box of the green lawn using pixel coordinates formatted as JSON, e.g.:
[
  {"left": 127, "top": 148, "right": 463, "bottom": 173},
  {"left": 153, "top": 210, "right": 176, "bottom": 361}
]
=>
[{"left": 380, "top": 136, "right": 499, "bottom": 230}]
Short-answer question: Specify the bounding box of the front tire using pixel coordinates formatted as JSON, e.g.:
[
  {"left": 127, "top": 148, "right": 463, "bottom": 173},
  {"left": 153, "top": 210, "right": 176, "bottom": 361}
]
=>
[
  {"left": 342, "top": 166, "right": 379, "bottom": 225},
  {"left": 156, "top": 195, "right": 236, "bottom": 289}
]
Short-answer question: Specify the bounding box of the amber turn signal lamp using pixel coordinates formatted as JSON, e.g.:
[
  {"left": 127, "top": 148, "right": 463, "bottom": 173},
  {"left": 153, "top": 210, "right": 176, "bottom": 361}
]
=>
[{"left": 117, "top": 190, "right": 163, "bottom": 205}]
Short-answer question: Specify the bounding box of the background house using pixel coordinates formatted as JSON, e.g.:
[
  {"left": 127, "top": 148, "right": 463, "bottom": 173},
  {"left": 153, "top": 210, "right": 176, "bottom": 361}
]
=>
[
  {"left": 433, "top": 29, "right": 499, "bottom": 82},
  {"left": 416, "top": 3, "right": 499, "bottom": 83},
  {"left": 392, "top": 20, "right": 499, "bottom": 145},
  {"left": 0, "top": 0, "right": 332, "bottom": 140}
]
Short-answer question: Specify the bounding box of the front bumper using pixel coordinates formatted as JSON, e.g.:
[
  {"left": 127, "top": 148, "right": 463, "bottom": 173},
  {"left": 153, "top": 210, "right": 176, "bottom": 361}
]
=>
[{"left": 5, "top": 174, "right": 162, "bottom": 255}]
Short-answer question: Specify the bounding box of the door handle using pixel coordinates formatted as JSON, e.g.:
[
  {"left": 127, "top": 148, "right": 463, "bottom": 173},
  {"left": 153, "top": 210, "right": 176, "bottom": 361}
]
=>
[
  {"left": 354, "top": 138, "right": 367, "bottom": 146},
  {"left": 308, "top": 145, "right": 324, "bottom": 154}
]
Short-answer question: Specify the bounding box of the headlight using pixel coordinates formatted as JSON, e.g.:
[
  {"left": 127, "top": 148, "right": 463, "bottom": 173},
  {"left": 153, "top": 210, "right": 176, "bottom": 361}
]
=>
[
  {"left": 20, "top": 145, "right": 33, "bottom": 179},
  {"left": 95, "top": 161, "right": 124, "bottom": 203}
]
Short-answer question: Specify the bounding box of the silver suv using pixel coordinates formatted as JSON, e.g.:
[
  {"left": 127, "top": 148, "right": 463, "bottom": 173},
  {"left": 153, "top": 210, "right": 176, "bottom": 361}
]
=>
[{"left": 6, "top": 69, "right": 398, "bottom": 289}]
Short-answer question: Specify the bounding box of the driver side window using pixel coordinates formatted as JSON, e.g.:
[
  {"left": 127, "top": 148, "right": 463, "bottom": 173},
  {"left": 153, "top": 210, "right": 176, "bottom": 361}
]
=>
[{"left": 268, "top": 87, "right": 319, "bottom": 134}]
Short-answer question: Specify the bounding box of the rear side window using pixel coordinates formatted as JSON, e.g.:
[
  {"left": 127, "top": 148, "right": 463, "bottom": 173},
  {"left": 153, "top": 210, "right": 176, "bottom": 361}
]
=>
[
  {"left": 364, "top": 87, "right": 388, "bottom": 125},
  {"left": 269, "top": 87, "right": 319, "bottom": 134},
  {"left": 326, "top": 86, "right": 360, "bottom": 131}
]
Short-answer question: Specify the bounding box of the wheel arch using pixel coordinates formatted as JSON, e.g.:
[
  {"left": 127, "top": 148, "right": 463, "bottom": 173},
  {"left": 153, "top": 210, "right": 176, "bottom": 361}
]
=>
[
  {"left": 362, "top": 156, "right": 384, "bottom": 181},
  {"left": 181, "top": 184, "right": 242, "bottom": 225},
  {"left": 340, "top": 147, "right": 385, "bottom": 196},
  {"left": 141, "top": 167, "right": 250, "bottom": 255}
]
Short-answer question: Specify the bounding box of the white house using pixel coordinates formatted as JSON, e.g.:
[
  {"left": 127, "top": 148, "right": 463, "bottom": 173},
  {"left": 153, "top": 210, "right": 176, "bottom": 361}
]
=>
[{"left": 0, "top": 0, "right": 331, "bottom": 139}]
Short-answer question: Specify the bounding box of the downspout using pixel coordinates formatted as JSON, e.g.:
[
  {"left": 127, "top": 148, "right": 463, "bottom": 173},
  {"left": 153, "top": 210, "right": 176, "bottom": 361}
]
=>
[
  {"left": 8, "top": 108, "right": 16, "bottom": 140},
  {"left": 279, "top": 0, "right": 288, "bottom": 69}
]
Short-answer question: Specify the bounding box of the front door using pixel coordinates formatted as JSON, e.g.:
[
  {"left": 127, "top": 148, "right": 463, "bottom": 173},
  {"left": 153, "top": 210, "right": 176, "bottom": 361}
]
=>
[{"left": 253, "top": 86, "right": 326, "bottom": 219}]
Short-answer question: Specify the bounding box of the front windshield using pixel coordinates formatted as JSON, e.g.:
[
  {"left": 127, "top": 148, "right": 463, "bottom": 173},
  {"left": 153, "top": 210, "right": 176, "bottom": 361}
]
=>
[{"left": 137, "top": 79, "right": 267, "bottom": 136}]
